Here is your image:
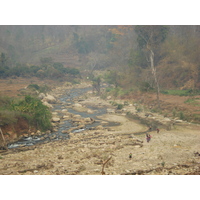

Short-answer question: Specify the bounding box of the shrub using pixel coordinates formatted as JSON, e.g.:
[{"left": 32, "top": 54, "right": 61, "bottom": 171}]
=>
[
  {"left": 117, "top": 104, "right": 124, "bottom": 110},
  {"left": 179, "top": 111, "right": 185, "bottom": 120},
  {"left": 12, "top": 96, "right": 52, "bottom": 131}
]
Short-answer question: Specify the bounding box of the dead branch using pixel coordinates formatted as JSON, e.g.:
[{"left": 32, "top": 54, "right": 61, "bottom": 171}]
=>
[{"left": 101, "top": 156, "right": 112, "bottom": 175}]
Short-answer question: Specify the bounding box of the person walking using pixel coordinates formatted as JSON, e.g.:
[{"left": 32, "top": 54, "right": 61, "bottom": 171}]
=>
[{"left": 146, "top": 134, "right": 152, "bottom": 143}]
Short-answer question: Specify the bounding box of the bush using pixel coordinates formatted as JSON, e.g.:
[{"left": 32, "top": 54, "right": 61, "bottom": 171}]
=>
[
  {"left": 117, "top": 104, "right": 124, "bottom": 110},
  {"left": 12, "top": 96, "right": 52, "bottom": 131},
  {"left": 139, "top": 82, "right": 153, "bottom": 92}
]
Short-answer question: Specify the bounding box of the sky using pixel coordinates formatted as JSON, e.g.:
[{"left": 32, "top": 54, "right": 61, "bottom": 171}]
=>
[{"left": 1, "top": 1, "right": 199, "bottom": 25}]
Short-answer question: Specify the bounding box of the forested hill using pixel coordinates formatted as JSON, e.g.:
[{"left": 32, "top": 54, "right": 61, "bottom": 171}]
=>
[{"left": 1, "top": 25, "right": 200, "bottom": 90}]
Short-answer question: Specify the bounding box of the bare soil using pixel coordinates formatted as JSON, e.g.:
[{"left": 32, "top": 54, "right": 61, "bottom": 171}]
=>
[{"left": 0, "top": 77, "right": 61, "bottom": 97}]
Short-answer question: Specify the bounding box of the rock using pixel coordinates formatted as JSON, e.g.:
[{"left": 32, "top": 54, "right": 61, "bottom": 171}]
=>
[
  {"left": 38, "top": 93, "right": 46, "bottom": 99},
  {"left": 61, "top": 109, "right": 68, "bottom": 112},
  {"left": 42, "top": 101, "right": 53, "bottom": 108},
  {"left": 62, "top": 130, "right": 69, "bottom": 134},
  {"left": 62, "top": 115, "right": 69, "bottom": 119},
  {"left": 73, "top": 103, "right": 82, "bottom": 108},
  {"left": 84, "top": 117, "right": 92, "bottom": 122},
  {"left": 107, "top": 109, "right": 115, "bottom": 114},
  {"left": 134, "top": 145, "right": 141, "bottom": 148},
  {"left": 51, "top": 117, "right": 60, "bottom": 122},
  {"left": 163, "top": 118, "right": 171, "bottom": 122},
  {"left": 36, "top": 130, "right": 41, "bottom": 135},
  {"left": 175, "top": 120, "right": 183, "bottom": 123},
  {"left": 46, "top": 130, "right": 51, "bottom": 134},
  {"left": 95, "top": 125, "right": 104, "bottom": 130},
  {"left": 52, "top": 112, "right": 59, "bottom": 115},
  {"left": 43, "top": 94, "right": 57, "bottom": 104},
  {"left": 87, "top": 109, "right": 94, "bottom": 114},
  {"left": 73, "top": 114, "right": 81, "bottom": 118}
]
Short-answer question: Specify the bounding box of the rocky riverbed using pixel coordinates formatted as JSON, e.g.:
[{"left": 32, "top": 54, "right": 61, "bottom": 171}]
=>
[{"left": 0, "top": 83, "right": 200, "bottom": 175}]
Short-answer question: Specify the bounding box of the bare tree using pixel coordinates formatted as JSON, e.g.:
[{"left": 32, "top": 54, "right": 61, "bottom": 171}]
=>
[{"left": 135, "top": 25, "right": 169, "bottom": 108}]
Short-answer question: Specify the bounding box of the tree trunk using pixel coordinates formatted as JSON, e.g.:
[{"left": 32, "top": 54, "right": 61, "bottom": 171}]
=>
[
  {"left": 0, "top": 127, "right": 8, "bottom": 150},
  {"left": 148, "top": 49, "right": 160, "bottom": 109}
]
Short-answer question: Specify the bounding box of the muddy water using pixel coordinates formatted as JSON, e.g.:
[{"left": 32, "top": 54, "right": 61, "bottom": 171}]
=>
[{"left": 8, "top": 87, "right": 111, "bottom": 149}]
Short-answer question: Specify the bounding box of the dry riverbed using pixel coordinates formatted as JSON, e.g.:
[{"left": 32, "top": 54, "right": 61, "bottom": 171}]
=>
[{"left": 0, "top": 87, "right": 200, "bottom": 175}]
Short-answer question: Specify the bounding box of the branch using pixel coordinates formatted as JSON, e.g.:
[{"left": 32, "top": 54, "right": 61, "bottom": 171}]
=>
[{"left": 101, "top": 156, "right": 112, "bottom": 175}]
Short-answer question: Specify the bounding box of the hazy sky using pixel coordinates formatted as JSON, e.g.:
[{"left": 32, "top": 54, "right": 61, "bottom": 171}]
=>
[{"left": 0, "top": 1, "right": 197, "bottom": 25}]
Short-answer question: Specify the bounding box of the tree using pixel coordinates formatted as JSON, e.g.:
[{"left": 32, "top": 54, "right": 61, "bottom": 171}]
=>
[{"left": 135, "top": 25, "right": 169, "bottom": 108}]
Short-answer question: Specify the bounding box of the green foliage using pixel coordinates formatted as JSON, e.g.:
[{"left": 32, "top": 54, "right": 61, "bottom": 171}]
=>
[
  {"left": 135, "top": 25, "right": 169, "bottom": 48},
  {"left": 184, "top": 98, "right": 200, "bottom": 107},
  {"left": 161, "top": 89, "right": 197, "bottom": 96},
  {"left": 27, "top": 84, "right": 40, "bottom": 90},
  {"left": 117, "top": 104, "right": 124, "bottom": 110},
  {"left": 139, "top": 82, "right": 154, "bottom": 92},
  {"left": 179, "top": 111, "right": 185, "bottom": 120},
  {"left": 172, "top": 109, "right": 177, "bottom": 117},
  {"left": 104, "top": 71, "right": 119, "bottom": 87},
  {"left": 73, "top": 32, "right": 94, "bottom": 54},
  {"left": 0, "top": 110, "right": 19, "bottom": 126},
  {"left": 0, "top": 96, "right": 19, "bottom": 126},
  {"left": 161, "top": 161, "right": 165, "bottom": 167},
  {"left": 0, "top": 54, "right": 80, "bottom": 79},
  {"left": 128, "top": 48, "right": 148, "bottom": 68},
  {"left": 12, "top": 96, "right": 52, "bottom": 131}
]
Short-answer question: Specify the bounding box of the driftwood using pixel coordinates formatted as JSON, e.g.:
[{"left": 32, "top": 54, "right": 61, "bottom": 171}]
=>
[{"left": 101, "top": 156, "right": 112, "bottom": 175}]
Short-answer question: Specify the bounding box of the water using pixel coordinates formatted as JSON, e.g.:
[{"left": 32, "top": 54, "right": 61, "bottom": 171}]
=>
[{"left": 7, "top": 87, "right": 109, "bottom": 149}]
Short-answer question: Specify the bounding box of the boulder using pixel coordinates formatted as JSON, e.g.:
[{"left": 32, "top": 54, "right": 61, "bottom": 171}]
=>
[
  {"left": 62, "top": 130, "right": 69, "bottom": 134},
  {"left": 73, "top": 103, "right": 82, "bottom": 108},
  {"left": 84, "top": 117, "right": 93, "bottom": 122},
  {"left": 43, "top": 94, "right": 57, "bottom": 104},
  {"left": 87, "top": 109, "right": 94, "bottom": 114},
  {"left": 42, "top": 101, "right": 53, "bottom": 108},
  {"left": 61, "top": 109, "right": 68, "bottom": 113},
  {"left": 38, "top": 93, "right": 46, "bottom": 99},
  {"left": 51, "top": 117, "right": 60, "bottom": 122}
]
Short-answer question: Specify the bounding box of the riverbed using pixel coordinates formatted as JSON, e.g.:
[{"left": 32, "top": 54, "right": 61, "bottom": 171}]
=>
[
  {"left": 1, "top": 84, "right": 200, "bottom": 175},
  {"left": 7, "top": 87, "right": 116, "bottom": 149}
]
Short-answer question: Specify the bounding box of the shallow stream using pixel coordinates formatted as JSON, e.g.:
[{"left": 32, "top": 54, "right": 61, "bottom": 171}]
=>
[{"left": 8, "top": 87, "right": 111, "bottom": 149}]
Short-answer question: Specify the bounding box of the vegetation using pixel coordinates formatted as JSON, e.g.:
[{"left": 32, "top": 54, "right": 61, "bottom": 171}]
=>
[
  {"left": 2, "top": 25, "right": 200, "bottom": 128},
  {"left": 1, "top": 25, "right": 200, "bottom": 93},
  {"left": 0, "top": 95, "right": 52, "bottom": 131},
  {"left": 0, "top": 55, "right": 80, "bottom": 79}
]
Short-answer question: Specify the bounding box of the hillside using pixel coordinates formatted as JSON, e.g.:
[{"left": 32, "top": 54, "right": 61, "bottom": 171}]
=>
[{"left": 1, "top": 25, "right": 200, "bottom": 91}]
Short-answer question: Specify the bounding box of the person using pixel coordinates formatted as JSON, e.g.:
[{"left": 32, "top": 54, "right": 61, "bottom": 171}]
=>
[
  {"left": 129, "top": 153, "right": 132, "bottom": 159},
  {"left": 146, "top": 134, "right": 152, "bottom": 142},
  {"left": 156, "top": 128, "right": 160, "bottom": 133},
  {"left": 149, "top": 126, "right": 152, "bottom": 131}
]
